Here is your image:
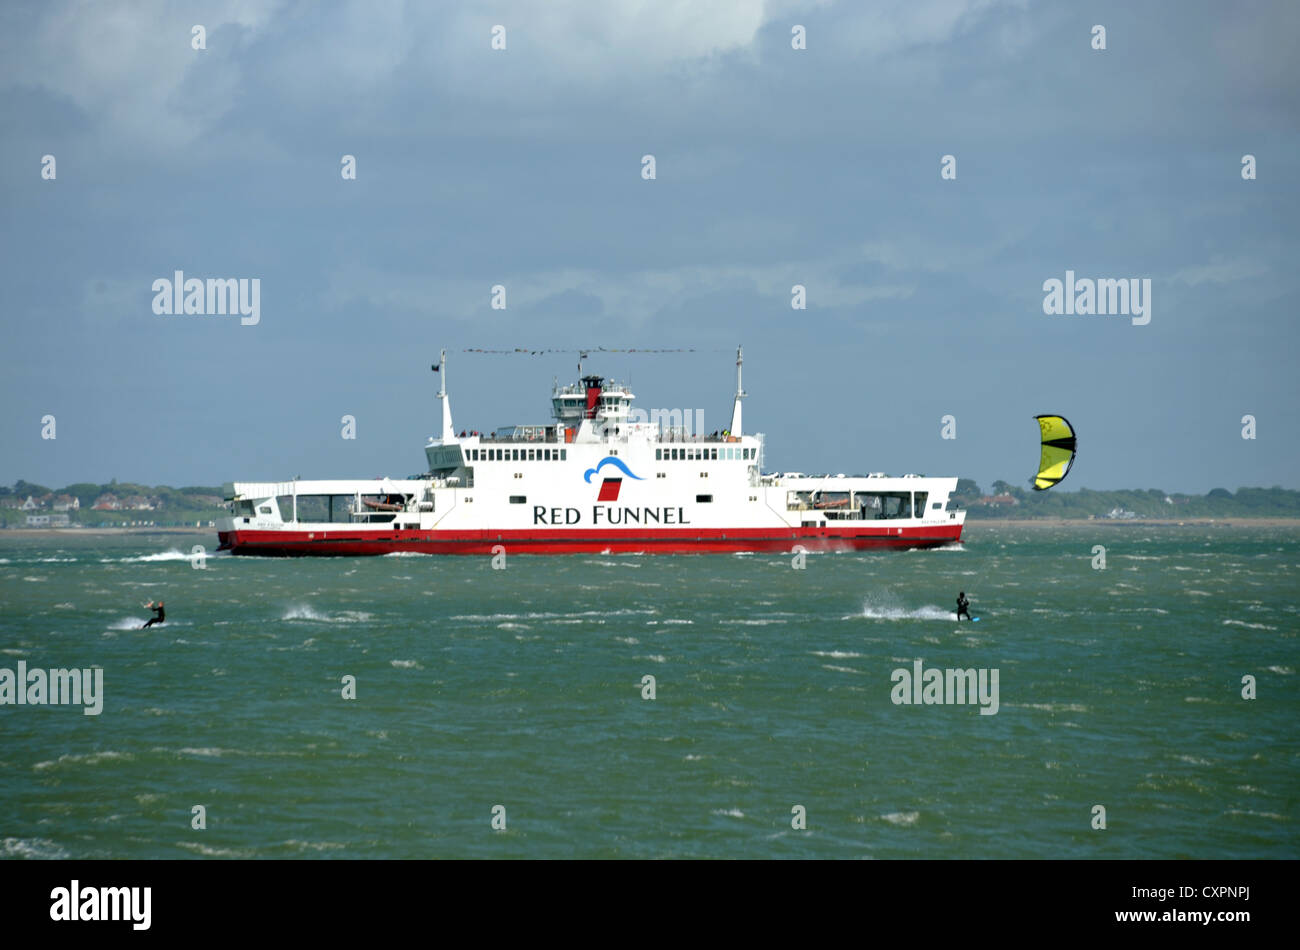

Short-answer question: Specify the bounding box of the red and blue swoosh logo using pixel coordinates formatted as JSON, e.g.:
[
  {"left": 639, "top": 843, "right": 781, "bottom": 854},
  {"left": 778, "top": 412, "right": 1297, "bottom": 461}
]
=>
[{"left": 584, "top": 456, "right": 644, "bottom": 502}]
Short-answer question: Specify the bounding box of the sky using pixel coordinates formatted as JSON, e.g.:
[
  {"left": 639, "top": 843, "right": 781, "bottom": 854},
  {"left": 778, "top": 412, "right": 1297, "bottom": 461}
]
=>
[{"left": 2, "top": 0, "right": 1297, "bottom": 495}]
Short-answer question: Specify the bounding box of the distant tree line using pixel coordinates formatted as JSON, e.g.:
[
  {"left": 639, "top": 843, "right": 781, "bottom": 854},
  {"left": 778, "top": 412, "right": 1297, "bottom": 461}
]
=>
[
  {"left": 952, "top": 480, "right": 1300, "bottom": 519},
  {"left": 0, "top": 480, "right": 229, "bottom": 527}
]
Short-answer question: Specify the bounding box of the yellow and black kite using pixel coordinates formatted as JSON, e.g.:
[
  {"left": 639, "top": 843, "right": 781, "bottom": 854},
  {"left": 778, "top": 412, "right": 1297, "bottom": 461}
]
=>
[{"left": 1033, "top": 415, "right": 1077, "bottom": 491}]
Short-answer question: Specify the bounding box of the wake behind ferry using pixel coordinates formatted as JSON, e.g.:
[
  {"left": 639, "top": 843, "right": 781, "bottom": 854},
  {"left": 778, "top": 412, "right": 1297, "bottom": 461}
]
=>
[{"left": 218, "top": 349, "right": 965, "bottom": 555}]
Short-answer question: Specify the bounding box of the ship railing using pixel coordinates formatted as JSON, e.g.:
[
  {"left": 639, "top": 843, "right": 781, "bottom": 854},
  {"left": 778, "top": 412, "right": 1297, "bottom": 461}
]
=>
[{"left": 658, "top": 430, "right": 738, "bottom": 443}]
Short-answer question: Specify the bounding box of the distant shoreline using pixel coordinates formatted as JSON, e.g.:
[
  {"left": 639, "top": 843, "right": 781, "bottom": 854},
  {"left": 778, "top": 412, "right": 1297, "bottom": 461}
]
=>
[
  {"left": 966, "top": 517, "right": 1300, "bottom": 528},
  {"left": 2, "top": 526, "right": 215, "bottom": 537}
]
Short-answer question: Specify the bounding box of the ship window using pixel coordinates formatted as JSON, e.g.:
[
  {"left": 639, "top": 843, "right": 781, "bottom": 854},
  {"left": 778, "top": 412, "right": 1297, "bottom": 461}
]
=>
[
  {"left": 544, "top": 449, "right": 551, "bottom": 461},
  {"left": 527, "top": 449, "right": 534, "bottom": 461},
  {"left": 854, "top": 492, "right": 912, "bottom": 520},
  {"left": 696, "top": 494, "right": 712, "bottom": 503},
  {"left": 512, "top": 449, "right": 520, "bottom": 461},
  {"left": 560, "top": 449, "right": 567, "bottom": 460},
  {"left": 656, "top": 449, "right": 662, "bottom": 460},
  {"left": 509, "top": 496, "right": 526, "bottom": 504},
  {"left": 711, "top": 448, "right": 717, "bottom": 460}
]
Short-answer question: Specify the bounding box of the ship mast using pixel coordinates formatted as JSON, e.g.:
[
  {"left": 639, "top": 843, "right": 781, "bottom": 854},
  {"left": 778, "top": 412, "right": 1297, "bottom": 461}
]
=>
[
  {"left": 436, "top": 348, "right": 456, "bottom": 442},
  {"left": 728, "top": 345, "right": 745, "bottom": 436}
]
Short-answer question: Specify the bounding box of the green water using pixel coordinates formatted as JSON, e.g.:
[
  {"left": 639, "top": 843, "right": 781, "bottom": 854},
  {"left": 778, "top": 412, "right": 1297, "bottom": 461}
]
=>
[{"left": 1, "top": 525, "right": 1295, "bottom": 858}]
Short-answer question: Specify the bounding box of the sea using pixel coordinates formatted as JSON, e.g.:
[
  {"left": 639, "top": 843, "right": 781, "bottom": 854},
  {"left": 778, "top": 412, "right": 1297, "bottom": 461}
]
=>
[{"left": 1, "top": 524, "right": 1295, "bottom": 859}]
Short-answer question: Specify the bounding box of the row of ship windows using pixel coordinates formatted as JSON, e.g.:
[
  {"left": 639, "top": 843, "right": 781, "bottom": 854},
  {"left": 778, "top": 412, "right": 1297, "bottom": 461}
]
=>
[
  {"left": 465, "top": 447, "right": 752, "bottom": 463},
  {"left": 469, "top": 448, "right": 568, "bottom": 462},
  {"left": 510, "top": 495, "right": 714, "bottom": 504},
  {"left": 657, "top": 447, "right": 754, "bottom": 461}
]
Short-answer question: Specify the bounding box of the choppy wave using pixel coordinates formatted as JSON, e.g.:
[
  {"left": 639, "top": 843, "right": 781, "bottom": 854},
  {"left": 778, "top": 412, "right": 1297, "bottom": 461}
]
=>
[
  {"left": 449, "top": 608, "right": 655, "bottom": 622},
  {"left": 282, "top": 606, "right": 373, "bottom": 623},
  {"left": 34, "top": 751, "right": 134, "bottom": 771},
  {"left": 1222, "top": 619, "right": 1278, "bottom": 631},
  {"left": 100, "top": 549, "right": 202, "bottom": 564},
  {"left": 880, "top": 811, "right": 920, "bottom": 826},
  {"left": 3, "top": 837, "right": 69, "bottom": 859}
]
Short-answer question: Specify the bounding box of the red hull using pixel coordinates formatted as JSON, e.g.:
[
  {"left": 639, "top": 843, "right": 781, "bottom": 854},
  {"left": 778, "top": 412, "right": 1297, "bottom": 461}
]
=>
[{"left": 217, "top": 524, "right": 963, "bottom": 556}]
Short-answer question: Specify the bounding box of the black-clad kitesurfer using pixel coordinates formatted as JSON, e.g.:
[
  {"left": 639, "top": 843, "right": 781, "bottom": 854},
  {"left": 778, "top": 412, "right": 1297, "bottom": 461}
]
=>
[
  {"left": 141, "top": 600, "right": 165, "bottom": 629},
  {"left": 956, "top": 592, "right": 971, "bottom": 622}
]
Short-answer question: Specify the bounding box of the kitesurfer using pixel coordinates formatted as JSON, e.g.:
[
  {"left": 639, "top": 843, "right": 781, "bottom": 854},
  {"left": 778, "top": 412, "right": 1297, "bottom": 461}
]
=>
[
  {"left": 956, "top": 592, "right": 971, "bottom": 622},
  {"left": 141, "top": 600, "right": 165, "bottom": 629}
]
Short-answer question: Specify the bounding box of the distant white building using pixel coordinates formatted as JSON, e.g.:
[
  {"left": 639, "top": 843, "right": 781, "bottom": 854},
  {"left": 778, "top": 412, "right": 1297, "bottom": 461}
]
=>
[{"left": 25, "top": 513, "right": 50, "bottom": 526}]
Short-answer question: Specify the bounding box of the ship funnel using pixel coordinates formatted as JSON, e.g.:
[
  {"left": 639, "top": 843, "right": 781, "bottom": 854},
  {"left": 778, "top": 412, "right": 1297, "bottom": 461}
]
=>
[{"left": 582, "top": 374, "right": 603, "bottom": 419}]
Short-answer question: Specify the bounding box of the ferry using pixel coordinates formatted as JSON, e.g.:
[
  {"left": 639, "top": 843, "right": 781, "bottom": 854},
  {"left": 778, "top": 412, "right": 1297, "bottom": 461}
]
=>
[{"left": 217, "top": 349, "right": 965, "bottom": 555}]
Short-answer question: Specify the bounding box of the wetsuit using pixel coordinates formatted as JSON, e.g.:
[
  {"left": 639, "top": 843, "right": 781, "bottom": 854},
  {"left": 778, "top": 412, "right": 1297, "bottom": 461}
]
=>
[
  {"left": 956, "top": 595, "right": 971, "bottom": 622},
  {"left": 142, "top": 604, "right": 165, "bottom": 629}
]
